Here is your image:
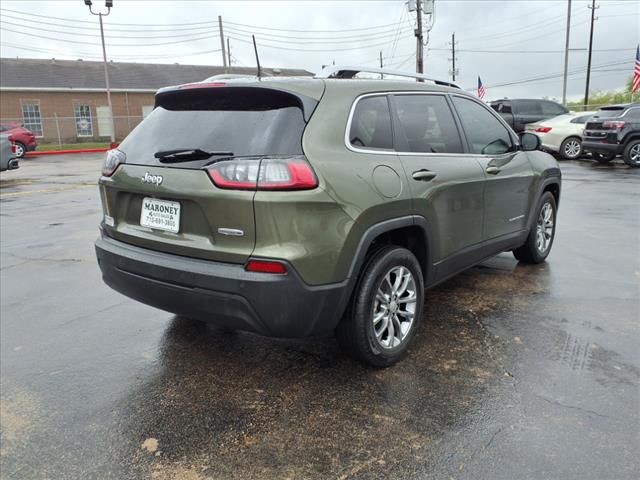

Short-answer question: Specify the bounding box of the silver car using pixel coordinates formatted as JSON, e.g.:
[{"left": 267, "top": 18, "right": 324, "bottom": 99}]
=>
[{"left": 0, "top": 134, "right": 19, "bottom": 172}]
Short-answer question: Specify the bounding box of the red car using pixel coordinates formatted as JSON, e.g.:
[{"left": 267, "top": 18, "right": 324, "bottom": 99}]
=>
[{"left": 0, "top": 123, "right": 37, "bottom": 158}]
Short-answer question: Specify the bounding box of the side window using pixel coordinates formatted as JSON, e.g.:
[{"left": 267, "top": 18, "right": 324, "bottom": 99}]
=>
[
  {"left": 349, "top": 96, "right": 393, "bottom": 150},
  {"left": 452, "top": 96, "right": 514, "bottom": 155},
  {"left": 517, "top": 100, "right": 543, "bottom": 115},
  {"left": 541, "top": 101, "right": 567, "bottom": 116},
  {"left": 500, "top": 102, "right": 512, "bottom": 114},
  {"left": 570, "top": 114, "right": 593, "bottom": 124},
  {"left": 393, "top": 94, "right": 463, "bottom": 153},
  {"left": 624, "top": 108, "right": 640, "bottom": 120}
]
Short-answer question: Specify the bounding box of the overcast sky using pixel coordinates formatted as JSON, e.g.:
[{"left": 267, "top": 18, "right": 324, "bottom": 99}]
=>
[{"left": 1, "top": 0, "right": 638, "bottom": 100}]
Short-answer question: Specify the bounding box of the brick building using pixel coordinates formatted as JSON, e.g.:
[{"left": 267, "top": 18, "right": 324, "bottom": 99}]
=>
[{"left": 0, "top": 58, "right": 312, "bottom": 143}]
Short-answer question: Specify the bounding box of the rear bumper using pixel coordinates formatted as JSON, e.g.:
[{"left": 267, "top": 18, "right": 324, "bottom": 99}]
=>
[
  {"left": 582, "top": 141, "right": 623, "bottom": 156},
  {"left": 95, "top": 233, "right": 347, "bottom": 337}
]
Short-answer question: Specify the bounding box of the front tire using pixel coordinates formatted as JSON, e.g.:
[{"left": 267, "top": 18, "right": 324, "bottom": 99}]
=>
[
  {"left": 336, "top": 246, "right": 424, "bottom": 367},
  {"left": 513, "top": 192, "right": 557, "bottom": 264},
  {"left": 559, "top": 137, "right": 582, "bottom": 160},
  {"left": 592, "top": 152, "right": 615, "bottom": 164},
  {"left": 623, "top": 140, "right": 640, "bottom": 168},
  {"left": 14, "top": 142, "right": 25, "bottom": 159}
]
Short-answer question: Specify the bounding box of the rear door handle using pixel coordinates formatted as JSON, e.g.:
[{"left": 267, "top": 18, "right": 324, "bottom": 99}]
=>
[
  {"left": 486, "top": 166, "right": 501, "bottom": 175},
  {"left": 412, "top": 170, "right": 437, "bottom": 181}
]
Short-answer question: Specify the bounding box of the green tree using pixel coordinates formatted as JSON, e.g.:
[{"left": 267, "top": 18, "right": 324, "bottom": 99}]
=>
[{"left": 568, "top": 75, "right": 635, "bottom": 110}]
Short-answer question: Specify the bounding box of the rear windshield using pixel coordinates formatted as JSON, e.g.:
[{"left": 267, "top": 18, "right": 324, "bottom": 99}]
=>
[
  {"left": 594, "top": 107, "right": 625, "bottom": 118},
  {"left": 119, "top": 87, "right": 310, "bottom": 166}
]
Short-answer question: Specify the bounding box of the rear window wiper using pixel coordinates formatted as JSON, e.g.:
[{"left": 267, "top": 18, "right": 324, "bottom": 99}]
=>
[{"left": 154, "top": 149, "right": 234, "bottom": 163}]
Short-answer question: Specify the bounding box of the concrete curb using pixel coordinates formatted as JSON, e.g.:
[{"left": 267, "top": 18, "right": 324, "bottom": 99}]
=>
[{"left": 25, "top": 148, "right": 110, "bottom": 157}]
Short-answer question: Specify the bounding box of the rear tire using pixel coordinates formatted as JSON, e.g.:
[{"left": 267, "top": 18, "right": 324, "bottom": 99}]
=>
[
  {"left": 592, "top": 152, "right": 615, "bottom": 164},
  {"left": 622, "top": 140, "right": 640, "bottom": 168},
  {"left": 559, "top": 137, "right": 582, "bottom": 160},
  {"left": 513, "top": 192, "right": 557, "bottom": 264},
  {"left": 335, "top": 245, "right": 424, "bottom": 368}
]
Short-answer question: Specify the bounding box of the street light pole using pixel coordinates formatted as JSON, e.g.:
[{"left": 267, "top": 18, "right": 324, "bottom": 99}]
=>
[{"left": 85, "top": 0, "right": 115, "bottom": 145}]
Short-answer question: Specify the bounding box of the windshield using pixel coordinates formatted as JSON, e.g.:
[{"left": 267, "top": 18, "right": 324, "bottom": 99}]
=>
[{"left": 118, "top": 87, "right": 309, "bottom": 167}]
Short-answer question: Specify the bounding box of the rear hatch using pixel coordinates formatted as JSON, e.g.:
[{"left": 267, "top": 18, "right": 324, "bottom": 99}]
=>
[
  {"left": 99, "top": 82, "right": 321, "bottom": 264},
  {"left": 584, "top": 106, "right": 626, "bottom": 137}
]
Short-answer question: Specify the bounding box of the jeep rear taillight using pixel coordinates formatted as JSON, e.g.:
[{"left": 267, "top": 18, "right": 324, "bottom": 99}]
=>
[
  {"left": 102, "top": 149, "right": 126, "bottom": 177},
  {"left": 8, "top": 135, "right": 16, "bottom": 154},
  {"left": 602, "top": 120, "right": 625, "bottom": 130},
  {"left": 206, "top": 156, "right": 317, "bottom": 191}
]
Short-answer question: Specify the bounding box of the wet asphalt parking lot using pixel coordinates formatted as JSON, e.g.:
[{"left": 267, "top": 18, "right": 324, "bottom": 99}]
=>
[{"left": 1, "top": 153, "right": 638, "bottom": 480}]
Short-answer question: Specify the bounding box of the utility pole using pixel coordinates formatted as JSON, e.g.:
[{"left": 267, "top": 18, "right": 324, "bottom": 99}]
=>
[
  {"left": 379, "top": 51, "right": 383, "bottom": 79},
  {"left": 449, "top": 32, "right": 457, "bottom": 82},
  {"left": 227, "top": 38, "right": 232, "bottom": 68},
  {"left": 584, "top": 0, "right": 598, "bottom": 111},
  {"left": 415, "top": 0, "right": 424, "bottom": 75},
  {"left": 85, "top": 0, "right": 115, "bottom": 145},
  {"left": 218, "top": 16, "right": 227, "bottom": 71},
  {"left": 562, "top": 0, "right": 572, "bottom": 105}
]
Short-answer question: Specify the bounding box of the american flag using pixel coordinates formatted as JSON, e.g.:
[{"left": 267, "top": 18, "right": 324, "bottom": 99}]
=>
[
  {"left": 632, "top": 44, "right": 640, "bottom": 94},
  {"left": 477, "top": 76, "right": 486, "bottom": 99}
]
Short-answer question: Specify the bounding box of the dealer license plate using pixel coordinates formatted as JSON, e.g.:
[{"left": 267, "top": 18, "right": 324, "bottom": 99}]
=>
[{"left": 140, "top": 197, "right": 181, "bottom": 233}]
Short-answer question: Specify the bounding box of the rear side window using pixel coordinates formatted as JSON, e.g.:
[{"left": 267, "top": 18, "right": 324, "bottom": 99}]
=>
[
  {"left": 349, "top": 96, "right": 393, "bottom": 150},
  {"left": 452, "top": 96, "right": 514, "bottom": 155},
  {"left": 517, "top": 100, "right": 543, "bottom": 115},
  {"left": 541, "top": 101, "right": 567, "bottom": 116},
  {"left": 393, "top": 94, "right": 463, "bottom": 153},
  {"left": 119, "top": 87, "right": 311, "bottom": 165},
  {"left": 571, "top": 114, "right": 593, "bottom": 124}
]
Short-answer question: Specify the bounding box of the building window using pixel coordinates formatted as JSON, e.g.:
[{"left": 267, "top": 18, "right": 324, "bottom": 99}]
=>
[
  {"left": 74, "top": 104, "right": 93, "bottom": 137},
  {"left": 21, "top": 102, "right": 43, "bottom": 137}
]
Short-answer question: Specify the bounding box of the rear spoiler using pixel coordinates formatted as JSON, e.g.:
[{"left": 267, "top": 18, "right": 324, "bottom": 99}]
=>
[{"left": 154, "top": 83, "right": 319, "bottom": 122}]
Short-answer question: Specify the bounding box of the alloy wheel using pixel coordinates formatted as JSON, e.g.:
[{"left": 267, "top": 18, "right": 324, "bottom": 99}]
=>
[
  {"left": 564, "top": 139, "right": 581, "bottom": 158},
  {"left": 14, "top": 143, "right": 24, "bottom": 158},
  {"left": 630, "top": 143, "right": 640, "bottom": 165},
  {"left": 372, "top": 266, "right": 417, "bottom": 349},
  {"left": 536, "top": 202, "right": 554, "bottom": 253}
]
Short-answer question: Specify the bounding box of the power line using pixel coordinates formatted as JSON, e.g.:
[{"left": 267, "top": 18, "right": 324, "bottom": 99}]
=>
[
  {"left": 0, "top": 7, "right": 415, "bottom": 32},
  {"left": 222, "top": 18, "right": 415, "bottom": 33},
  {"left": 0, "top": 20, "right": 219, "bottom": 39},
  {"left": 224, "top": 26, "right": 414, "bottom": 45},
  {"left": 1, "top": 42, "right": 222, "bottom": 60},
  {"left": 226, "top": 33, "right": 415, "bottom": 53},
  {"left": 1, "top": 27, "right": 217, "bottom": 47},
  {"left": 0, "top": 12, "right": 217, "bottom": 32}
]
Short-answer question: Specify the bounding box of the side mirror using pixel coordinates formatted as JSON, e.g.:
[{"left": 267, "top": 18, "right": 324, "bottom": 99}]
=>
[{"left": 520, "top": 132, "right": 541, "bottom": 151}]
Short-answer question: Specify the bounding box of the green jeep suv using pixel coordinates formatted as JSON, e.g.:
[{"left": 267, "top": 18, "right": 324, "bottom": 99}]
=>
[{"left": 95, "top": 67, "right": 561, "bottom": 367}]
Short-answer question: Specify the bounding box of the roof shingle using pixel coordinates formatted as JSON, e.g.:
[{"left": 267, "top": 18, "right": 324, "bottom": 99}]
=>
[{"left": 0, "top": 58, "right": 313, "bottom": 90}]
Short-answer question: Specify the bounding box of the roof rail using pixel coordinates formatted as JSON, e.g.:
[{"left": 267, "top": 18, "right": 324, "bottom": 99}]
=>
[{"left": 316, "top": 65, "right": 460, "bottom": 89}]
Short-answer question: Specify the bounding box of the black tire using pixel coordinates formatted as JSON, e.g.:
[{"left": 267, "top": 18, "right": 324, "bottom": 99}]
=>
[
  {"left": 559, "top": 136, "right": 582, "bottom": 160},
  {"left": 513, "top": 192, "right": 557, "bottom": 264},
  {"left": 622, "top": 140, "right": 640, "bottom": 168},
  {"left": 592, "top": 152, "right": 615, "bottom": 164},
  {"left": 14, "top": 141, "right": 26, "bottom": 159},
  {"left": 335, "top": 245, "right": 424, "bottom": 368}
]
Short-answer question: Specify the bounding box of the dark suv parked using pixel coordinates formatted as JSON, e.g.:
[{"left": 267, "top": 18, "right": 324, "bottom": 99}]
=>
[
  {"left": 95, "top": 67, "right": 561, "bottom": 366},
  {"left": 582, "top": 103, "right": 640, "bottom": 167},
  {"left": 490, "top": 98, "right": 569, "bottom": 133}
]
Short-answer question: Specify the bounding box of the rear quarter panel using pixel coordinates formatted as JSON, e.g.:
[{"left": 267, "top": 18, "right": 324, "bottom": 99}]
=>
[{"left": 294, "top": 82, "right": 413, "bottom": 285}]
